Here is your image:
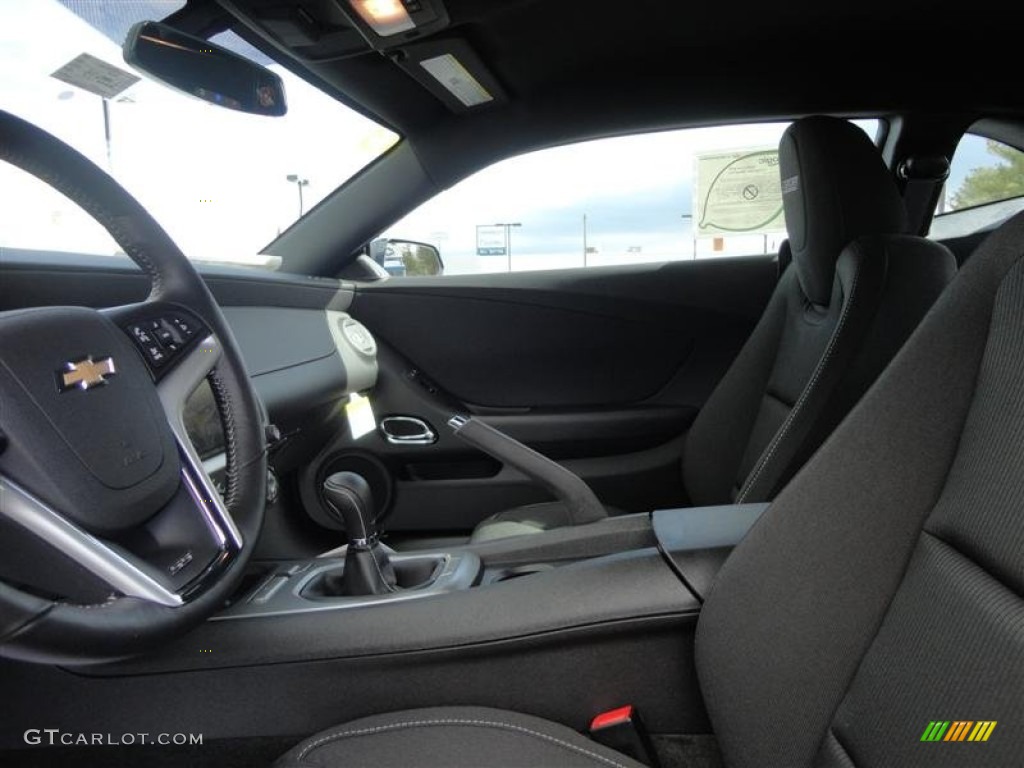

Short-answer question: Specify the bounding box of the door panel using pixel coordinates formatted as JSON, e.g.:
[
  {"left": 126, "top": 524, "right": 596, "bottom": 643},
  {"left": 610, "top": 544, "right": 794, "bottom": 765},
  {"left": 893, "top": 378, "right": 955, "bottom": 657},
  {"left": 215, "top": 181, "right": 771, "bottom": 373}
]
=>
[
  {"left": 0, "top": 251, "right": 777, "bottom": 538},
  {"left": 353, "top": 257, "right": 774, "bottom": 408},
  {"left": 348, "top": 256, "right": 776, "bottom": 531}
]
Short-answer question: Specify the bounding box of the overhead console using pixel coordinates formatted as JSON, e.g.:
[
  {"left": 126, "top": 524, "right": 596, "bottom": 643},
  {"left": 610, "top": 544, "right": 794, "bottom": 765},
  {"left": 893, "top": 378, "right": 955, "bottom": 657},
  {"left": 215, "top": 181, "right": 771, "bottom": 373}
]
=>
[
  {"left": 219, "top": 0, "right": 450, "bottom": 58},
  {"left": 217, "top": 0, "right": 504, "bottom": 113}
]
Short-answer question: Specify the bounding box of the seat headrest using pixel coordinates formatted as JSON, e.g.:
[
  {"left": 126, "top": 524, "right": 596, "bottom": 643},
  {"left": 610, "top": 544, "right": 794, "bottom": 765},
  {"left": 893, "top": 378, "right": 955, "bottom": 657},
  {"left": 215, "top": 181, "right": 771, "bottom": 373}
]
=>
[{"left": 779, "top": 116, "right": 908, "bottom": 305}]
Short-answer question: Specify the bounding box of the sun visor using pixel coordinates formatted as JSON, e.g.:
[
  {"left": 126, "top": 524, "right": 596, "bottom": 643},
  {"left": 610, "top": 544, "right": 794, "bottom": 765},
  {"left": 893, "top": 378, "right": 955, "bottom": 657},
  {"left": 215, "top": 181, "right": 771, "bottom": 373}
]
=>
[{"left": 394, "top": 37, "right": 507, "bottom": 113}]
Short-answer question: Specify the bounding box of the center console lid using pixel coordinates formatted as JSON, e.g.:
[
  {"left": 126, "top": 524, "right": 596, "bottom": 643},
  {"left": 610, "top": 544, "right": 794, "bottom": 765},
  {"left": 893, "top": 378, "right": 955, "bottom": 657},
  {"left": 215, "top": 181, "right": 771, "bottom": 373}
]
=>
[{"left": 652, "top": 503, "right": 769, "bottom": 599}]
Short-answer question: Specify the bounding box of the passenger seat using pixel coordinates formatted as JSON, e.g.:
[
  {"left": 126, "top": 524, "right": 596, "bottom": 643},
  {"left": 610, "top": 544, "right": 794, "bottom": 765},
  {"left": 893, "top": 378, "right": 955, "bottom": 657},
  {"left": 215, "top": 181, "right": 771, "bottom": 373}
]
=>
[{"left": 470, "top": 116, "right": 957, "bottom": 543}]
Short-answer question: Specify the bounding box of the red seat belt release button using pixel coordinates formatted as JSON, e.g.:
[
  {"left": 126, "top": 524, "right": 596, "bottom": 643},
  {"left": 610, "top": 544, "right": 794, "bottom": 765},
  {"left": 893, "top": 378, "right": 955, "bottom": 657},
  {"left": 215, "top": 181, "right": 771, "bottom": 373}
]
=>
[
  {"left": 591, "top": 705, "right": 635, "bottom": 731},
  {"left": 589, "top": 705, "right": 659, "bottom": 767}
]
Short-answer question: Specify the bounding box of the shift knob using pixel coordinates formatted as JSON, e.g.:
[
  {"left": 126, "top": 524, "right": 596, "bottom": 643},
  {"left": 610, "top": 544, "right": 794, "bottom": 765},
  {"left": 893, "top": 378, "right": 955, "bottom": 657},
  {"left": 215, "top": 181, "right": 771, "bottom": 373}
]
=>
[
  {"left": 322, "top": 471, "right": 376, "bottom": 547},
  {"left": 322, "top": 472, "right": 396, "bottom": 596}
]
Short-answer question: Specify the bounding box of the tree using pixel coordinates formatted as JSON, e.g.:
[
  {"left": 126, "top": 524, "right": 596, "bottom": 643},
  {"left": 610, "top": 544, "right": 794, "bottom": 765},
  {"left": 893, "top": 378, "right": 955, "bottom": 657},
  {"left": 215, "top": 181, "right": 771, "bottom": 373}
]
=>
[
  {"left": 401, "top": 244, "right": 442, "bottom": 276},
  {"left": 950, "top": 140, "right": 1024, "bottom": 210}
]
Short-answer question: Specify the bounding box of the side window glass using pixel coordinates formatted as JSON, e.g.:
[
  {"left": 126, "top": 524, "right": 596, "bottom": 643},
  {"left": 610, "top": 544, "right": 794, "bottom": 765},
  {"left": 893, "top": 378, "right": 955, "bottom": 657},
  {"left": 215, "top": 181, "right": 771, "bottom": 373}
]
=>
[
  {"left": 931, "top": 134, "right": 1024, "bottom": 239},
  {"left": 381, "top": 120, "right": 877, "bottom": 277}
]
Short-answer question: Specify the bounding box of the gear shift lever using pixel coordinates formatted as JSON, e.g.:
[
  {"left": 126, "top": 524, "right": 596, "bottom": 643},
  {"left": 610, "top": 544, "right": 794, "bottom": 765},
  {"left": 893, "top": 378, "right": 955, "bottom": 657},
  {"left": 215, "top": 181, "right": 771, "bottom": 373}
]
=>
[{"left": 322, "top": 472, "right": 396, "bottom": 595}]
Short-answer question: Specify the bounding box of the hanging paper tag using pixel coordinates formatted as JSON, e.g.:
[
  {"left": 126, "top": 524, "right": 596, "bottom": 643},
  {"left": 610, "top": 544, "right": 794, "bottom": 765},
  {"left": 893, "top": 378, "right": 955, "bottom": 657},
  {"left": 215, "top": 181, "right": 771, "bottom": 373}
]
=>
[{"left": 345, "top": 393, "right": 375, "bottom": 440}]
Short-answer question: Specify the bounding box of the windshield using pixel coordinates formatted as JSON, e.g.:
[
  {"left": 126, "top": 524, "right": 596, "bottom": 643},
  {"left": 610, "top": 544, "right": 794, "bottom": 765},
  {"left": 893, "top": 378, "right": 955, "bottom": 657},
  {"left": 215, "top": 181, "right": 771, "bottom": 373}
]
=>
[{"left": 0, "top": 0, "right": 397, "bottom": 269}]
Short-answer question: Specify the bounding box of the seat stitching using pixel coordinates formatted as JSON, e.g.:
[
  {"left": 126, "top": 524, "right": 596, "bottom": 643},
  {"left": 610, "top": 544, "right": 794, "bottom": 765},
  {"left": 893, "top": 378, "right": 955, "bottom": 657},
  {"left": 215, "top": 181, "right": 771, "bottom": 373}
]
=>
[
  {"left": 296, "top": 718, "right": 633, "bottom": 768},
  {"left": 736, "top": 257, "right": 862, "bottom": 503}
]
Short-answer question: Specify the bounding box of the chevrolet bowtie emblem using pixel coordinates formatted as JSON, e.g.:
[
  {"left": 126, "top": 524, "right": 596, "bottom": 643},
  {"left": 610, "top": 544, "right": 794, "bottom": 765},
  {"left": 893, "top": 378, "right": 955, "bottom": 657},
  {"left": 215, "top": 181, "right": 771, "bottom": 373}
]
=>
[{"left": 59, "top": 356, "right": 116, "bottom": 392}]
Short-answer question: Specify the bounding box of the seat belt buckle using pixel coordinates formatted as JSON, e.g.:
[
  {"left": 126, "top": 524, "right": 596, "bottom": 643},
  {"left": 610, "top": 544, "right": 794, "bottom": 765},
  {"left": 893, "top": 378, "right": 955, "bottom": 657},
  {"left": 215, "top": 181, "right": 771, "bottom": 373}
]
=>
[{"left": 589, "top": 705, "right": 660, "bottom": 767}]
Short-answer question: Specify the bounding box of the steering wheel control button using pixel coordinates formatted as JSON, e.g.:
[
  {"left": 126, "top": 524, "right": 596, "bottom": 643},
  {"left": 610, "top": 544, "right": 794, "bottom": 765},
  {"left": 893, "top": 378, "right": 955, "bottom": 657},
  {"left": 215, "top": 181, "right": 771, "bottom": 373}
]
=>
[
  {"left": 123, "top": 312, "right": 208, "bottom": 374},
  {"left": 144, "top": 343, "right": 168, "bottom": 366},
  {"left": 128, "top": 324, "right": 155, "bottom": 345},
  {"left": 170, "top": 315, "right": 197, "bottom": 338}
]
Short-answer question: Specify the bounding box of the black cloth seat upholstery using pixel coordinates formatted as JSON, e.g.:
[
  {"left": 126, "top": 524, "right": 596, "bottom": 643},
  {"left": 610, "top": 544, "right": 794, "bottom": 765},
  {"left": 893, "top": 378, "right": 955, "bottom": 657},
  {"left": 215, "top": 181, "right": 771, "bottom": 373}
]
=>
[
  {"left": 279, "top": 211, "right": 1024, "bottom": 767},
  {"left": 275, "top": 707, "right": 646, "bottom": 768},
  {"left": 470, "top": 116, "right": 956, "bottom": 544}
]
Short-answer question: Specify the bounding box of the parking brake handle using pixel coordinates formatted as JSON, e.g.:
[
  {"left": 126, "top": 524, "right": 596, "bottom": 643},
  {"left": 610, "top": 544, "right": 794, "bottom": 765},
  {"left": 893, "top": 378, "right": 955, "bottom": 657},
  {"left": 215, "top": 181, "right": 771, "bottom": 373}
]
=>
[{"left": 447, "top": 414, "right": 606, "bottom": 526}]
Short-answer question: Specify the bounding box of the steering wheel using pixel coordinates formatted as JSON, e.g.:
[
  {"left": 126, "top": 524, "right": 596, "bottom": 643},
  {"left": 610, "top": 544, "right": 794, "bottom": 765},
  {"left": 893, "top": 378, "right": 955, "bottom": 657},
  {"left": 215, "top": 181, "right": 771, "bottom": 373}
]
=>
[{"left": 0, "top": 110, "right": 266, "bottom": 664}]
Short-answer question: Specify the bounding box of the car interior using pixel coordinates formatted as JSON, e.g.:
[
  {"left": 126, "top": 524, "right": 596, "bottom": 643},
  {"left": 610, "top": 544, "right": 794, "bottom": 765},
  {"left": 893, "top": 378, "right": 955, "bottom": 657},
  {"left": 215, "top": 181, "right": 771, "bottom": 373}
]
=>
[{"left": 0, "top": 1, "right": 1022, "bottom": 767}]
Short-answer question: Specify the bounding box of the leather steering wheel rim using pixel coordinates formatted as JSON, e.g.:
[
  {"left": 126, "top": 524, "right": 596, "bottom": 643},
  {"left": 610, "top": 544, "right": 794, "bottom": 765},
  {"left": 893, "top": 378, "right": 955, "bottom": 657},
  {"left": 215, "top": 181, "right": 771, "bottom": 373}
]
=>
[{"left": 0, "top": 109, "right": 267, "bottom": 664}]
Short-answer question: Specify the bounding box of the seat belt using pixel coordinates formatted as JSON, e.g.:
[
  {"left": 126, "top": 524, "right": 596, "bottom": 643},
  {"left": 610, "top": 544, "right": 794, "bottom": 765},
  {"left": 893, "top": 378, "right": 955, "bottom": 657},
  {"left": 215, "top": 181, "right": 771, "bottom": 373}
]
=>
[{"left": 897, "top": 155, "right": 951, "bottom": 236}]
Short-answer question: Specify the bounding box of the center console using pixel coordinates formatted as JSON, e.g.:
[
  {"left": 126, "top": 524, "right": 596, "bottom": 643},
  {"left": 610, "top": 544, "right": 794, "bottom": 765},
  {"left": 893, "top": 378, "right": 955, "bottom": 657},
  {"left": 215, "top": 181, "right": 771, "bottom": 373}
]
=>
[
  {"left": 213, "top": 501, "right": 767, "bottom": 623},
  {"left": 1, "top": 500, "right": 769, "bottom": 751},
  {"left": 78, "top": 500, "right": 767, "bottom": 671}
]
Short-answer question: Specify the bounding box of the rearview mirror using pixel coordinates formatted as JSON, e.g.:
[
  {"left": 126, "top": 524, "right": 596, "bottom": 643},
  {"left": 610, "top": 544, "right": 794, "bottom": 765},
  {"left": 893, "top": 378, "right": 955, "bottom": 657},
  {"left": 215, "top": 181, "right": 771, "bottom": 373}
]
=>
[
  {"left": 369, "top": 239, "right": 444, "bottom": 277},
  {"left": 123, "top": 22, "right": 286, "bottom": 116}
]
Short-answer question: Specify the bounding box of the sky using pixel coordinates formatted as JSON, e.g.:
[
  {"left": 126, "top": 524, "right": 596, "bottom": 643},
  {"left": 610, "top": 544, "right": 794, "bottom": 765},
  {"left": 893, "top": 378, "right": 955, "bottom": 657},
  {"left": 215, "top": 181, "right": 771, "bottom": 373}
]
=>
[
  {"left": 378, "top": 121, "right": 1013, "bottom": 275},
  {"left": 0, "top": 1, "right": 1011, "bottom": 276},
  {"left": 382, "top": 123, "right": 866, "bottom": 274},
  {"left": 0, "top": 0, "right": 395, "bottom": 266}
]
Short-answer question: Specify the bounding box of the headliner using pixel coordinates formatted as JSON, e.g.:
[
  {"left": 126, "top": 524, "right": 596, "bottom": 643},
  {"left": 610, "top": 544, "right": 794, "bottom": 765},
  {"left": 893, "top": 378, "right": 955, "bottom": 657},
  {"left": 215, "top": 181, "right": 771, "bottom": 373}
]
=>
[{"left": 170, "top": 0, "right": 1015, "bottom": 186}]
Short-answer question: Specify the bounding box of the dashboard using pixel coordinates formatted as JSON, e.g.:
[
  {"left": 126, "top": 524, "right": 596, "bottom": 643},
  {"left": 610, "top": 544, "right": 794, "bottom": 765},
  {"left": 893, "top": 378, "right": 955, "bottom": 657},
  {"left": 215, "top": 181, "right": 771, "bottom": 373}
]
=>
[
  {"left": 0, "top": 251, "right": 382, "bottom": 555},
  {"left": 183, "top": 309, "right": 378, "bottom": 460},
  {"left": 183, "top": 307, "right": 379, "bottom": 503}
]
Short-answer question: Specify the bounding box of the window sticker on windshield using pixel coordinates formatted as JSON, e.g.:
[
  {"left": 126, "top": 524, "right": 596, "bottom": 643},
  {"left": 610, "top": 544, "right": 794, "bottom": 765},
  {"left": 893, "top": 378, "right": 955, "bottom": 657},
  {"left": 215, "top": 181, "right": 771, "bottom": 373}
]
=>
[
  {"left": 51, "top": 53, "right": 140, "bottom": 100},
  {"left": 345, "top": 393, "right": 376, "bottom": 440}
]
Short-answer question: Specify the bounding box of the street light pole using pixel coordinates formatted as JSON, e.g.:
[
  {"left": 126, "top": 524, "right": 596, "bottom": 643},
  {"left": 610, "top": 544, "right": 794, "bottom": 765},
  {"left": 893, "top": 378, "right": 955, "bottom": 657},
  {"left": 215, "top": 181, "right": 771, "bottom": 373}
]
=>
[
  {"left": 681, "top": 213, "right": 695, "bottom": 259},
  {"left": 494, "top": 222, "right": 522, "bottom": 272},
  {"left": 101, "top": 98, "right": 113, "bottom": 172},
  {"left": 583, "top": 213, "right": 588, "bottom": 267},
  {"left": 286, "top": 174, "right": 310, "bottom": 216}
]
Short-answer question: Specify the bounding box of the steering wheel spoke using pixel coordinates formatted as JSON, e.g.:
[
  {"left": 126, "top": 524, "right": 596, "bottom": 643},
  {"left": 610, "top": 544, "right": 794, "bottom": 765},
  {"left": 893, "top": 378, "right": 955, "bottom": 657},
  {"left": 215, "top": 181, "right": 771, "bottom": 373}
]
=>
[
  {"left": 0, "top": 475, "right": 183, "bottom": 607},
  {"left": 157, "top": 331, "right": 244, "bottom": 552}
]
